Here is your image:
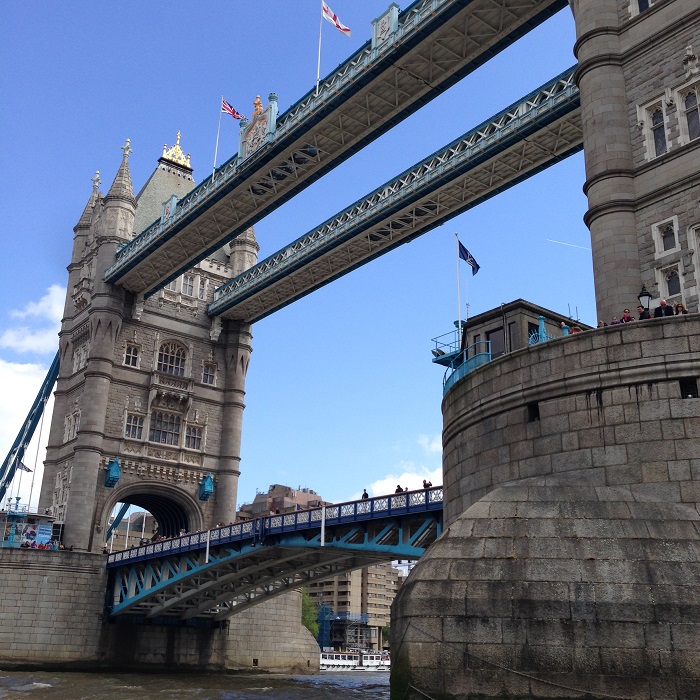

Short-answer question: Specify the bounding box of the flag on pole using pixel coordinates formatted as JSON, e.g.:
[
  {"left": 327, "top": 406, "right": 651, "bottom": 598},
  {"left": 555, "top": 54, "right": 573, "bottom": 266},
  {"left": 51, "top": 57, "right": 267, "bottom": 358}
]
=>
[
  {"left": 17, "top": 461, "right": 32, "bottom": 473},
  {"left": 322, "top": 1, "right": 351, "bottom": 37},
  {"left": 221, "top": 98, "right": 244, "bottom": 120},
  {"left": 458, "top": 241, "right": 480, "bottom": 276}
]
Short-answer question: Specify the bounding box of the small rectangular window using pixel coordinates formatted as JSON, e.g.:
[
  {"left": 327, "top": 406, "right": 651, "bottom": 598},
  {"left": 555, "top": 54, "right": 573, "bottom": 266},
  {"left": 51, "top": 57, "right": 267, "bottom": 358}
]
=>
[
  {"left": 198, "top": 279, "right": 207, "bottom": 300},
  {"left": 202, "top": 364, "right": 216, "bottom": 385},
  {"left": 125, "top": 414, "right": 144, "bottom": 439},
  {"left": 527, "top": 402, "right": 540, "bottom": 422},
  {"left": 182, "top": 275, "right": 194, "bottom": 297},
  {"left": 185, "top": 426, "right": 202, "bottom": 450},
  {"left": 679, "top": 378, "right": 699, "bottom": 399},
  {"left": 165, "top": 279, "right": 177, "bottom": 292},
  {"left": 124, "top": 345, "right": 139, "bottom": 367}
]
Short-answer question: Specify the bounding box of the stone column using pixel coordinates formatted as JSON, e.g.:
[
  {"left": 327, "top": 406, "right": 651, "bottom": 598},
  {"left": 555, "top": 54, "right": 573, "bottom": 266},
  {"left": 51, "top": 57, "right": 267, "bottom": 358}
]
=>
[
  {"left": 572, "top": 0, "right": 641, "bottom": 323},
  {"left": 211, "top": 320, "right": 252, "bottom": 526}
]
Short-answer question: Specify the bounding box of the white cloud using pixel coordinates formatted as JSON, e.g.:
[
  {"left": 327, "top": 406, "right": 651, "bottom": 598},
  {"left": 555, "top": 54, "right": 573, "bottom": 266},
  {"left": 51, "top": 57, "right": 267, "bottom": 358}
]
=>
[
  {"left": 0, "top": 285, "right": 64, "bottom": 355},
  {"left": 417, "top": 433, "right": 442, "bottom": 455},
  {"left": 0, "top": 358, "right": 54, "bottom": 511},
  {"left": 10, "top": 284, "right": 64, "bottom": 322}
]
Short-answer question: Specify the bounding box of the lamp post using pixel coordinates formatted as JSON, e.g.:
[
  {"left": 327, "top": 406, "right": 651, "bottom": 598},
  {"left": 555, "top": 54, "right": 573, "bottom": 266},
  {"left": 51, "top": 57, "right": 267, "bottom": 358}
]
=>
[{"left": 638, "top": 284, "right": 652, "bottom": 311}]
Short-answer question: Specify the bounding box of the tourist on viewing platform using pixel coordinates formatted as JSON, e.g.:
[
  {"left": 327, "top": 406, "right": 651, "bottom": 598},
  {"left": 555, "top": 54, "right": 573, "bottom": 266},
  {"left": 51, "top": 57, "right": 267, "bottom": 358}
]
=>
[
  {"left": 597, "top": 320, "right": 607, "bottom": 328},
  {"left": 637, "top": 304, "right": 651, "bottom": 320},
  {"left": 610, "top": 315, "right": 622, "bottom": 325},
  {"left": 675, "top": 302, "right": 688, "bottom": 315},
  {"left": 361, "top": 489, "right": 369, "bottom": 499},
  {"left": 621, "top": 309, "right": 635, "bottom": 323},
  {"left": 395, "top": 485, "right": 403, "bottom": 494},
  {"left": 654, "top": 299, "right": 675, "bottom": 317}
]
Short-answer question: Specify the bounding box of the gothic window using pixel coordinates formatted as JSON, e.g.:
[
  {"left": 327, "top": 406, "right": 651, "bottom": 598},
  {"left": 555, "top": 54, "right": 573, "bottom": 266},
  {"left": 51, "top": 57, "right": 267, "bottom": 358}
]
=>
[
  {"left": 198, "top": 279, "right": 207, "bottom": 300},
  {"left": 157, "top": 342, "right": 186, "bottom": 376},
  {"left": 651, "top": 108, "right": 667, "bottom": 156},
  {"left": 182, "top": 275, "right": 195, "bottom": 297},
  {"left": 202, "top": 363, "right": 216, "bottom": 385},
  {"left": 72, "top": 343, "right": 89, "bottom": 373},
  {"left": 666, "top": 269, "right": 681, "bottom": 297},
  {"left": 64, "top": 410, "right": 81, "bottom": 442},
  {"left": 684, "top": 89, "right": 700, "bottom": 141},
  {"left": 652, "top": 217, "right": 679, "bottom": 257},
  {"left": 124, "top": 413, "right": 144, "bottom": 440},
  {"left": 164, "top": 279, "right": 177, "bottom": 292},
  {"left": 149, "top": 411, "right": 181, "bottom": 445},
  {"left": 124, "top": 344, "right": 139, "bottom": 367},
  {"left": 185, "top": 425, "right": 202, "bottom": 450},
  {"left": 661, "top": 224, "right": 676, "bottom": 251}
]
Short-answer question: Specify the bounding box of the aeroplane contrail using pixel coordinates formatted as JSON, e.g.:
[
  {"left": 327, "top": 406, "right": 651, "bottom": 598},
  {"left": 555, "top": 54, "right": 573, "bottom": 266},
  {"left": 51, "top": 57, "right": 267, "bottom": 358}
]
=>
[{"left": 547, "top": 239, "right": 591, "bottom": 251}]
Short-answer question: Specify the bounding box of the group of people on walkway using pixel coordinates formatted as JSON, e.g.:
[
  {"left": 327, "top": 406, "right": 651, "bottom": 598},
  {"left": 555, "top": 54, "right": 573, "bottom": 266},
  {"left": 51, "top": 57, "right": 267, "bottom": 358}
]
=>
[{"left": 599, "top": 299, "right": 688, "bottom": 327}]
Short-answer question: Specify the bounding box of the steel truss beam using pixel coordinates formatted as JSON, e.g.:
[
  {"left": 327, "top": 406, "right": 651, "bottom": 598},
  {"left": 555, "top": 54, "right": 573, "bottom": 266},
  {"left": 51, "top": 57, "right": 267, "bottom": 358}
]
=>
[
  {"left": 107, "top": 488, "right": 443, "bottom": 622},
  {"left": 209, "top": 67, "right": 581, "bottom": 321},
  {"left": 105, "top": 0, "right": 566, "bottom": 295}
]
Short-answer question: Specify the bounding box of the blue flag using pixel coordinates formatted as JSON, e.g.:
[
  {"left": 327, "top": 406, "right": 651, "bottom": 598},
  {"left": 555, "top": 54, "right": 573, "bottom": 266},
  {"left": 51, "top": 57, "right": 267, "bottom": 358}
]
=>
[{"left": 458, "top": 241, "right": 480, "bottom": 276}]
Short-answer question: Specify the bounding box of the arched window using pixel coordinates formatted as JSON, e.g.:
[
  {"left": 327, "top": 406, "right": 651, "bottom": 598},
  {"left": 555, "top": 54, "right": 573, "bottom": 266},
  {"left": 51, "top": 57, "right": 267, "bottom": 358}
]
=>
[
  {"left": 666, "top": 269, "right": 681, "bottom": 297},
  {"left": 157, "top": 342, "right": 186, "bottom": 376},
  {"left": 149, "top": 411, "right": 181, "bottom": 445},
  {"left": 651, "top": 108, "right": 667, "bottom": 156},
  {"left": 661, "top": 224, "right": 676, "bottom": 251},
  {"left": 684, "top": 89, "right": 700, "bottom": 141}
]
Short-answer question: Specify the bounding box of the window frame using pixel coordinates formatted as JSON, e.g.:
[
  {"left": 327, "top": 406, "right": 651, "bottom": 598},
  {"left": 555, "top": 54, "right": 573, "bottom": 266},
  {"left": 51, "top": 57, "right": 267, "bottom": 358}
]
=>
[
  {"left": 124, "top": 343, "right": 140, "bottom": 368},
  {"left": 201, "top": 362, "right": 216, "bottom": 386},
  {"left": 157, "top": 341, "right": 187, "bottom": 377},
  {"left": 675, "top": 79, "right": 700, "bottom": 145},
  {"left": 124, "top": 412, "right": 145, "bottom": 440},
  {"left": 651, "top": 216, "right": 680, "bottom": 258},
  {"left": 149, "top": 411, "right": 181, "bottom": 446},
  {"left": 184, "top": 424, "right": 203, "bottom": 450}
]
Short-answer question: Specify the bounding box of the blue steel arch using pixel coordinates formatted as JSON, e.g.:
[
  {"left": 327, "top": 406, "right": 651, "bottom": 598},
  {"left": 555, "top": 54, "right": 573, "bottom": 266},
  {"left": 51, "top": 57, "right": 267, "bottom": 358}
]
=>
[{"left": 106, "top": 487, "right": 442, "bottom": 623}]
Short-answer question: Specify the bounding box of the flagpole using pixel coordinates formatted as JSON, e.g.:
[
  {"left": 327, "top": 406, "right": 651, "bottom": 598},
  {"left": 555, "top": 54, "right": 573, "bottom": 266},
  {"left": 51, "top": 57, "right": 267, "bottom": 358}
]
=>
[
  {"left": 316, "top": 3, "right": 324, "bottom": 96},
  {"left": 212, "top": 95, "right": 223, "bottom": 182},
  {"left": 455, "top": 233, "right": 461, "bottom": 348}
]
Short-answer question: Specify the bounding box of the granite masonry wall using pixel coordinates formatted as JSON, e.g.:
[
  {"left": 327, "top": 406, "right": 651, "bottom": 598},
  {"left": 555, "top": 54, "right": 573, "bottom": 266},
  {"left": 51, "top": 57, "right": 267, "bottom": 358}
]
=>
[
  {"left": 392, "top": 319, "right": 700, "bottom": 700},
  {"left": 0, "top": 549, "right": 319, "bottom": 673}
]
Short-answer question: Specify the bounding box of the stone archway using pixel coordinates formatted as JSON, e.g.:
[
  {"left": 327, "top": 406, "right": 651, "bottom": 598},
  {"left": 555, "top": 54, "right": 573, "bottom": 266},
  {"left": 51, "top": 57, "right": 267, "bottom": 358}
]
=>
[{"left": 103, "top": 483, "right": 203, "bottom": 540}]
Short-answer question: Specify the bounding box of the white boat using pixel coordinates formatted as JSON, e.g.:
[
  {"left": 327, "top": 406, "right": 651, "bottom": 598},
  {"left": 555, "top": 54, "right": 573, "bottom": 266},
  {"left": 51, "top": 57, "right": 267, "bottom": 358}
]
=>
[{"left": 320, "top": 650, "right": 390, "bottom": 671}]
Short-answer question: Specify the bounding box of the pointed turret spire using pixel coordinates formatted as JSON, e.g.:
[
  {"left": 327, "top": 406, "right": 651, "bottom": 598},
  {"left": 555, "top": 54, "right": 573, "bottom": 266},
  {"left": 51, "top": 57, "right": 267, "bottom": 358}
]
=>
[
  {"left": 105, "top": 139, "right": 135, "bottom": 205},
  {"left": 74, "top": 171, "right": 101, "bottom": 232}
]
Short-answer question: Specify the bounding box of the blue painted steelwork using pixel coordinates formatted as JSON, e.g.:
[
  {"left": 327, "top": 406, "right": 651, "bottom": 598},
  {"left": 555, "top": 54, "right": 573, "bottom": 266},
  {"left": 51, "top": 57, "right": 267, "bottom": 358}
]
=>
[
  {"left": 105, "top": 502, "right": 131, "bottom": 542},
  {"left": 104, "top": 458, "right": 121, "bottom": 488},
  {"left": 198, "top": 474, "right": 214, "bottom": 501},
  {"left": 528, "top": 315, "right": 554, "bottom": 345},
  {"left": 104, "top": 0, "right": 567, "bottom": 294},
  {"left": 106, "top": 488, "right": 442, "bottom": 622},
  {"left": 209, "top": 66, "right": 581, "bottom": 322},
  {"left": 442, "top": 341, "right": 492, "bottom": 395},
  {"left": 0, "top": 351, "right": 59, "bottom": 502}
]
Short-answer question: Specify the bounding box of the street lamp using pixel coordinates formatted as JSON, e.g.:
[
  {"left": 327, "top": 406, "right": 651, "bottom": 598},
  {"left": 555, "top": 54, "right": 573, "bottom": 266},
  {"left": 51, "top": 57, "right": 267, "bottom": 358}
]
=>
[{"left": 637, "top": 284, "right": 652, "bottom": 311}]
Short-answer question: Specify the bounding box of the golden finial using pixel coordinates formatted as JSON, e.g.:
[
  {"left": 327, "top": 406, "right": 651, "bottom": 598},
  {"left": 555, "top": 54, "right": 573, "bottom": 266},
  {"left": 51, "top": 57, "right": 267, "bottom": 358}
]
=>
[
  {"left": 253, "top": 95, "right": 264, "bottom": 117},
  {"left": 161, "top": 131, "right": 192, "bottom": 169}
]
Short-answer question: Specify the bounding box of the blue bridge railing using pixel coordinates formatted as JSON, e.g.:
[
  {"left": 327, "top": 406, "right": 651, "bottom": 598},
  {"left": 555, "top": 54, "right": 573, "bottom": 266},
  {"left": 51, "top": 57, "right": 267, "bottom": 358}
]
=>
[{"left": 107, "top": 486, "right": 443, "bottom": 568}]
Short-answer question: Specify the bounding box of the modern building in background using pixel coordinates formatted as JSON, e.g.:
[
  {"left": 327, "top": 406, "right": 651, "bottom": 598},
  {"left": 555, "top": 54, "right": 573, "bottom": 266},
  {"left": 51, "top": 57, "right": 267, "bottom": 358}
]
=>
[
  {"left": 238, "top": 483, "right": 329, "bottom": 518},
  {"left": 310, "top": 561, "right": 400, "bottom": 650}
]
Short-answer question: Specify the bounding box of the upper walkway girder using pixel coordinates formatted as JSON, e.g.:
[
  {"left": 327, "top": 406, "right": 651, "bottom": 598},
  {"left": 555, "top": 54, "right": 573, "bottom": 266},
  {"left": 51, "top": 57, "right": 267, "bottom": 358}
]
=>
[
  {"left": 209, "top": 67, "right": 581, "bottom": 322},
  {"left": 104, "top": 0, "right": 567, "bottom": 295},
  {"left": 107, "top": 487, "right": 442, "bottom": 622}
]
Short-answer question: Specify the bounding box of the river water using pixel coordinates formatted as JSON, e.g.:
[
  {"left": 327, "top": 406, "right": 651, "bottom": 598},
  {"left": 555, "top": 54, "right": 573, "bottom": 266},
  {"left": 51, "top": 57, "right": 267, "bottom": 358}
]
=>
[{"left": 0, "top": 670, "right": 389, "bottom": 700}]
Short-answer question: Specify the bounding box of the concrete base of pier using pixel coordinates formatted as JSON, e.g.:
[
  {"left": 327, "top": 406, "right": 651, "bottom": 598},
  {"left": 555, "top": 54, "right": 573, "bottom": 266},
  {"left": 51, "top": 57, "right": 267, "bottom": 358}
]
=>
[{"left": 0, "top": 549, "right": 319, "bottom": 673}]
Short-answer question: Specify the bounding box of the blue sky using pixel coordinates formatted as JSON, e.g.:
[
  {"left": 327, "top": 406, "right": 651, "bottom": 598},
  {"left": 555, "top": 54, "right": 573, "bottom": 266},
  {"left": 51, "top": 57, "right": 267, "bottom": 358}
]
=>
[{"left": 0, "top": 2, "right": 594, "bottom": 512}]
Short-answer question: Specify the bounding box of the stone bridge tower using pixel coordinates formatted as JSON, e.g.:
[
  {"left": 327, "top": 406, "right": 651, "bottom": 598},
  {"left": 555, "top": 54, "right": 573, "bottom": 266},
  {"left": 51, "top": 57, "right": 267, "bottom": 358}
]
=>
[{"left": 39, "top": 134, "right": 259, "bottom": 552}]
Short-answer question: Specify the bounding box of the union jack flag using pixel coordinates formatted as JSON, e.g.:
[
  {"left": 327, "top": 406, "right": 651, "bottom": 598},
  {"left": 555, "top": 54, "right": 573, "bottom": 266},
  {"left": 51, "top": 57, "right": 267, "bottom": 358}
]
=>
[{"left": 221, "top": 98, "right": 244, "bottom": 120}]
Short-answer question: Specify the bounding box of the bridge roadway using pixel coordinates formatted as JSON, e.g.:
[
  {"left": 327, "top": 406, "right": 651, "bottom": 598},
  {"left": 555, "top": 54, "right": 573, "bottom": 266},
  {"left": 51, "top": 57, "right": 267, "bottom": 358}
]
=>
[
  {"left": 209, "top": 67, "right": 581, "bottom": 322},
  {"left": 105, "top": 0, "right": 567, "bottom": 295},
  {"left": 106, "top": 486, "right": 443, "bottom": 624}
]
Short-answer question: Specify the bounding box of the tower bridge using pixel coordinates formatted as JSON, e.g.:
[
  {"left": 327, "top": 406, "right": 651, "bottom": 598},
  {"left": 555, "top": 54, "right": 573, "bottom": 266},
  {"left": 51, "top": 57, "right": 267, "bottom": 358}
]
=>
[
  {"left": 107, "top": 487, "right": 442, "bottom": 622},
  {"left": 209, "top": 66, "right": 581, "bottom": 322},
  {"left": 104, "top": 0, "right": 567, "bottom": 295},
  {"left": 1, "top": 0, "right": 699, "bottom": 692}
]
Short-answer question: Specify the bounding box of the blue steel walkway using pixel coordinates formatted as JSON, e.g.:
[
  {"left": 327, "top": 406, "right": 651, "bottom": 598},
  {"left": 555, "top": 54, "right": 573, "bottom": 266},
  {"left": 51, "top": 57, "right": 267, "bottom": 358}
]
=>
[{"left": 106, "top": 487, "right": 442, "bottom": 624}]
